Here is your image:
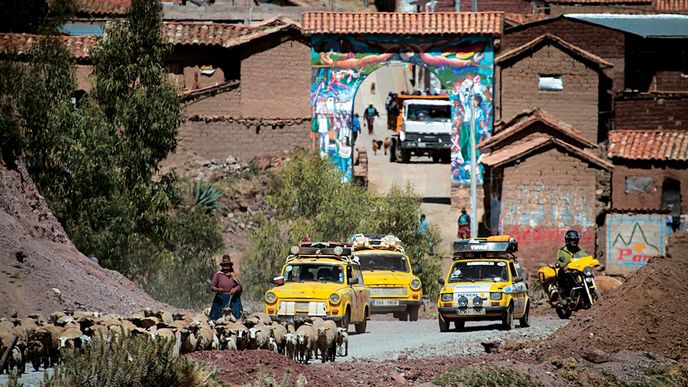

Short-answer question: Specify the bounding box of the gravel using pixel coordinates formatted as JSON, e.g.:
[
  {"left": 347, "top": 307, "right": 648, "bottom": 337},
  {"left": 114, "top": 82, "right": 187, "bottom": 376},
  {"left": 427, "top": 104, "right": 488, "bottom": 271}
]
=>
[{"left": 0, "top": 368, "right": 53, "bottom": 387}]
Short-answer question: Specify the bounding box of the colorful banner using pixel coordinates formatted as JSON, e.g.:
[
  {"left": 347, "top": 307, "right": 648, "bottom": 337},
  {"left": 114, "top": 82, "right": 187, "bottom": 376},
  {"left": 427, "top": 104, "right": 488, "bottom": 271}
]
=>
[
  {"left": 310, "top": 35, "right": 494, "bottom": 184},
  {"left": 606, "top": 214, "right": 666, "bottom": 274}
]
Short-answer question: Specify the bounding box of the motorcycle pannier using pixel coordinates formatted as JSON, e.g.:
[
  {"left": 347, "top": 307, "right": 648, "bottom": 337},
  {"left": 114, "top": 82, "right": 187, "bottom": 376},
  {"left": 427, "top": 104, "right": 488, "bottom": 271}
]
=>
[{"left": 537, "top": 266, "right": 557, "bottom": 284}]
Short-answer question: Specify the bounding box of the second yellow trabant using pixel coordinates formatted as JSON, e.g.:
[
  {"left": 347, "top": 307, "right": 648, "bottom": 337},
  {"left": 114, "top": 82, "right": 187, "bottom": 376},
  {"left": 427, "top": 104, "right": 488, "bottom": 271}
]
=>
[
  {"left": 351, "top": 234, "right": 423, "bottom": 321},
  {"left": 437, "top": 236, "right": 529, "bottom": 332},
  {"left": 264, "top": 241, "right": 371, "bottom": 333}
]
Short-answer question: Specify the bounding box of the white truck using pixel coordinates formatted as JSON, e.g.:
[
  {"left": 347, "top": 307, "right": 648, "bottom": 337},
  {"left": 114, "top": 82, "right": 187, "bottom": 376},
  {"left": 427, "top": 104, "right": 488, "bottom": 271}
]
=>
[{"left": 389, "top": 95, "right": 453, "bottom": 164}]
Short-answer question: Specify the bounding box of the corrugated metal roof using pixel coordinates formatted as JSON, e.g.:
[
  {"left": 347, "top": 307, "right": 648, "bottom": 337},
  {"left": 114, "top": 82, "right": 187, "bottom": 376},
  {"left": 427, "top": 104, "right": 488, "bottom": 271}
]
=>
[
  {"left": 302, "top": 12, "right": 504, "bottom": 35},
  {"left": 608, "top": 130, "right": 688, "bottom": 161},
  {"left": 566, "top": 14, "right": 688, "bottom": 38}
]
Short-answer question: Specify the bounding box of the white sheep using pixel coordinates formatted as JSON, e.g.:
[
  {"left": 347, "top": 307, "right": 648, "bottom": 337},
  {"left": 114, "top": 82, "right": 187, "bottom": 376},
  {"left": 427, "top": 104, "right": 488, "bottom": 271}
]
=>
[
  {"left": 295, "top": 324, "right": 316, "bottom": 364},
  {"left": 248, "top": 324, "right": 270, "bottom": 350},
  {"left": 221, "top": 331, "right": 237, "bottom": 351},
  {"left": 179, "top": 329, "right": 197, "bottom": 354},
  {"left": 270, "top": 322, "right": 287, "bottom": 355},
  {"left": 267, "top": 337, "right": 279, "bottom": 352},
  {"left": 284, "top": 333, "right": 297, "bottom": 361},
  {"left": 336, "top": 327, "right": 348, "bottom": 357}
]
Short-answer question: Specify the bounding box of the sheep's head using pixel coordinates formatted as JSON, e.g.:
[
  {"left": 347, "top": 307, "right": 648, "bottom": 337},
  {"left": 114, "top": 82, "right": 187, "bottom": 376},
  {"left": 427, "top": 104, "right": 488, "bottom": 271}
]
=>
[
  {"left": 248, "top": 328, "right": 258, "bottom": 339},
  {"left": 297, "top": 332, "right": 307, "bottom": 344}
]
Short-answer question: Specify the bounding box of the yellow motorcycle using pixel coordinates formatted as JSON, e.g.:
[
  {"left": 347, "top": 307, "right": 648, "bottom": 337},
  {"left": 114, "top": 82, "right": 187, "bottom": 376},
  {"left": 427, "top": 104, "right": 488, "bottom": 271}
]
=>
[{"left": 537, "top": 256, "right": 600, "bottom": 319}]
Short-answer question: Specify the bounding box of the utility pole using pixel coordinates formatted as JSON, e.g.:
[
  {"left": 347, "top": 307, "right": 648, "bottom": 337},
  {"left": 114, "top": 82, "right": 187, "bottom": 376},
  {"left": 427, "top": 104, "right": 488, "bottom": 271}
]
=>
[
  {"left": 454, "top": 0, "right": 460, "bottom": 12},
  {"left": 469, "top": 91, "right": 478, "bottom": 238}
]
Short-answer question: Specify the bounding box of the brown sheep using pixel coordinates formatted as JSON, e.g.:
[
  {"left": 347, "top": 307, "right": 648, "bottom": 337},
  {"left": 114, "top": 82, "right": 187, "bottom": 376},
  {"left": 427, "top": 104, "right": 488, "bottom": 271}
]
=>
[
  {"left": 316, "top": 320, "right": 338, "bottom": 363},
  {"left": 270, "top": 322, "right": 287, "bottom": 355}
]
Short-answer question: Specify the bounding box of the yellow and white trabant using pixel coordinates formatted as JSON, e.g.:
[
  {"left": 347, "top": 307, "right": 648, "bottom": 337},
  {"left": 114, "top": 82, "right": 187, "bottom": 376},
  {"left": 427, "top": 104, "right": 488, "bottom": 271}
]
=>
[
  {"left": 264, "top": 242, "right": 371, "bottom": 333},
  {"left": 437, "top": 236, "right": 529, "bottom": 332},
  {"left": 351, "top": 234, "right": 423, "bottom": 321}
]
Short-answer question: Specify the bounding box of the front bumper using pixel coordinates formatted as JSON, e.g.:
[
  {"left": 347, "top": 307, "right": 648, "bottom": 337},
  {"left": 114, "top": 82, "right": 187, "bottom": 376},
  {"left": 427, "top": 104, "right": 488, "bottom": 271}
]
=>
[
  {"left": 370, "top": 299, "right": 423, "bottom": 313},
  {"left": 270, "top": 314, "right": 343, "bottom": 323},
  {"left": 400, "top": 141, "right": 451, "bottom": 151},
  {"left": 439, "top": 306, "right": 507, "bottom": 320}
]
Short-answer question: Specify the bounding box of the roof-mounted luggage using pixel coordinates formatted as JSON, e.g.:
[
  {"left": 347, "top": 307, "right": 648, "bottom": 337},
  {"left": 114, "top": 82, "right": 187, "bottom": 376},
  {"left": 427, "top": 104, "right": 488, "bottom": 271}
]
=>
[
  {"left": 452, "top": 235, "right": 518, "bottom": 259},
  {"left": 286, "top": 241, "right": 359, "bottom": 264},
  {"left": 349, "top": 233, "right": 405, "bottom": 253}
]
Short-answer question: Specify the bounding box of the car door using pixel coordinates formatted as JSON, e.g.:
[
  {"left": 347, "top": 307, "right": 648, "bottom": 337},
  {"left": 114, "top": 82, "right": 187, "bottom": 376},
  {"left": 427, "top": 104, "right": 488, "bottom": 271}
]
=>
[
  {"left": 346, "top": 264, "right": 359, "bottom": 321},
  {"left": 353, "top": 265, "right": 369, "bottom": 322},
  {"left": 509, "top": 262, "right": 526, "bottom": 315}
]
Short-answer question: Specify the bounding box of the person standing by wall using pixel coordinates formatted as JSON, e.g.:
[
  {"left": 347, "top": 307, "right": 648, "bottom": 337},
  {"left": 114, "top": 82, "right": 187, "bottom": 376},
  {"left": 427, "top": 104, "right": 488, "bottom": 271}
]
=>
[
  {"left": 209, "top": 255, "right": 243, "bottom": 320},
  {"left": 352, "top": 113, "right": 361, "bottom": 146},
  {"left": 363, "top": 104, "right": 379, "bottom": 135},
  {"left": 457, "top": 208, "right": 471, "bottom": 239}
]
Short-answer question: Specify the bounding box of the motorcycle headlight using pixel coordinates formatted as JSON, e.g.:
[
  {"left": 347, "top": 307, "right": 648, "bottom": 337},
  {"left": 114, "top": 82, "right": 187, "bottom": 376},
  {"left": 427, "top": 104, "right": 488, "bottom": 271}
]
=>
[
  {"left": 265, "top": 292, "right": 277, "bottom": 304},
  {"left": 490, "top": 292, "right": 503, "bottom": 300},
  {"left": 441, "top": 293, "right": 453, "bottom": 302},
  {"left": 400, "top": 131, "right": 406, "bottom": 141},
  {"left": 473, "top": 296, "right": 483, "bottom": 307},
  {"left": 410, "top": 279, "right": 421, "bottom": 290},
  {"left": 329, "top": 293, "right": 341, "bottom": 304},
  {"left": 583, "top": 266, "right": 593, "bottom": 277},
  {"left": 458, "top": 296, "right": 468, "bottom": 308}
]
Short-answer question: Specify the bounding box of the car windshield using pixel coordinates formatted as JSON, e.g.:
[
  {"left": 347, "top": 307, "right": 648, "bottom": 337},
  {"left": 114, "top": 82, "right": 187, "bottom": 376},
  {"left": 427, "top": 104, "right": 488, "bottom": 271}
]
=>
[
  {"left": 283, "top": 263, "right": 344, "bottom": 284},
  {"left": 448, "top": 261, "right": 509, "bottom": 283},
  {"left": 406, "top": 104, "right": 451, "bottom": 122},
  {"left": 357, "top": 253, "right": 409, "bottom": 272}
]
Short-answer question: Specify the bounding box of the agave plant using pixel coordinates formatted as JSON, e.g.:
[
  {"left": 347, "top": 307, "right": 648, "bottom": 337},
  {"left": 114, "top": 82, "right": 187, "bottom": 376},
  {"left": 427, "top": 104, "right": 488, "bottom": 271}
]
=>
[{"left": 191, "top": 180, "right": 224, "bottom": 212}]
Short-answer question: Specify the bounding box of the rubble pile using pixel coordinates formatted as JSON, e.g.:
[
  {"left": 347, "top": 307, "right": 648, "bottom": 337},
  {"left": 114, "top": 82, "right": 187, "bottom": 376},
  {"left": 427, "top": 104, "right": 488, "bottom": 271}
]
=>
[{"left": 549, "top": 232, "right": 688, "bottom": 360}]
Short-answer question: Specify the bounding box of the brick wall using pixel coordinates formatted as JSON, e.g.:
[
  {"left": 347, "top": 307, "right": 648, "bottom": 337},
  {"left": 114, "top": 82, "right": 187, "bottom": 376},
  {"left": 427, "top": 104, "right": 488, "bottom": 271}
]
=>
[
  {"left": 503, "top": 18, "right": 626, "bottom": 90},
  {"left": 75, "top": 64, "right": 92, "bottom": 92},
  {"left": 611, "top": 164, "right": 688, "bottom": 212},
  {"left": 176, "top": 119, "right": 310, "bottom": 161},
  {"left": 499, "top": 44, "right": 600, "bottom": 142},
  {"left": 184, "top": 89, "right": 242, "bottom": 117},
  {"left": 240, "top": 35, "right": 310, "bottom": 119},
  {"left": 651, "top": 72, "right": 688, "bottom": 92},
  {"left": 498, "top": 147, "right": 599, "bottom": 271},
  {"left": 615, "top": 96, "right": 688, "bottom": 130},
  {"left": 548, "top": 4, "right": 654, "bottom": 15},
  {"left": 434, "top": 0, "right": 533, "bottom": 12}
]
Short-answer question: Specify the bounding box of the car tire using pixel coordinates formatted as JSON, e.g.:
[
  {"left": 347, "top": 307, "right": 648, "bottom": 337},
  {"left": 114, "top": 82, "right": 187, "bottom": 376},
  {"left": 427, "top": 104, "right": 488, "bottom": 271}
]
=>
[
  {"left": 401, "top": 149, "right": 411, "bottom": 163},
  {"left": 501, "top": 303, "right": 513, "bottom": 331},
  {"left": 355, "top": 308, "right": 368, "bottom": 334},
  {"left": 438, "top": 314, "right": 449, "bottom": 332},
  {"left": 454, "top": 320, "right": 465, "bottom": 331},
  {"left": 340, "top": 309, "right": 350, "bottom": 333},
  {"left": 555, "top": 306, "right": 572, "bottom": 320},
  {"left": 432, "top": 154, "right": 440, "bottom": 163},
  {"left": 390, "top": 139, "right": 397, "bottom": 162},
  {"left": 408, "top": 305, "right": 419, "bottom": 321},
  {"left": 519, "top": 302, "right": 530, "bottom": 328},
  {"left": 398, "top": 311, "right": 409, "bottom": 321}
]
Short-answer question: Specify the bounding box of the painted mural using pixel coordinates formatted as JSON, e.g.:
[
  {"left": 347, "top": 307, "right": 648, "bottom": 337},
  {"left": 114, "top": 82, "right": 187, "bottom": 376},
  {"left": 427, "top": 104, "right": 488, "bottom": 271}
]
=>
[
  {"left": 606, "top": 214, "right": 665, "bottom": 274},
  {"left": 310, "top": 35, "right": 494, "bottom": 183}
]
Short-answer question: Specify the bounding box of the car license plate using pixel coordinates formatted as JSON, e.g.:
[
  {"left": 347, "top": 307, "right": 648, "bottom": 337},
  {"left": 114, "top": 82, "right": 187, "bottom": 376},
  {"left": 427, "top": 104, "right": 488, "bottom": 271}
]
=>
[
  {"left": 372, "top": 299, "right": 400, "bottom": 306},
  {"left": 458, "top": 308, "right": 485, "bottom": 315},
  {"left": 417, "top": 143, "right": 427, "bottom": 148}
]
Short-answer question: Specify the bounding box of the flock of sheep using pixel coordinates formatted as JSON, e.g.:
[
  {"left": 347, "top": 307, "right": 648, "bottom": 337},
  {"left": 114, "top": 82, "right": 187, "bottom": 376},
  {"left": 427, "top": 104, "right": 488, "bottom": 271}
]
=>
[{"left": 0, "top": 308, "right": 349, "bottom": 375}]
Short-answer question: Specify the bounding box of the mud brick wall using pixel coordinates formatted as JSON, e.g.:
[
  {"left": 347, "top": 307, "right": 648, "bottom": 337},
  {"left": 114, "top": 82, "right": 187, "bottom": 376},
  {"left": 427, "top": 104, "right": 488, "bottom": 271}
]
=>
[
  {"left": 240, "top": 36, "right": 311, "bottom": 119},
  {"left": 177, "top": 119, "right": 310, "bottom": 161},
  {"left": 498, "top": 147, "right": 599, "bottom": 271},
  {"left": 503, "top": 18, "right": 625, "bottom": 91},
  {"left": 611, "top": 164, "right": 688, "bottom": 212},
  {"left": 184, "top": 89, "right": 242, "bottom": 117},
  {"left": 498, "top": 44, "right": 600, "bottom": 142},
  {"left": 547, "top": 4, "right": 654, "bottom": 15},
  {"left": 435, "top": 0, "right": 533, "bottom": 12},
  {"left": 615, "top": 96, "right": 688, "bottom": 130},
  {"left": 651, "top": 72, "right": 688, "bottom": 92}
]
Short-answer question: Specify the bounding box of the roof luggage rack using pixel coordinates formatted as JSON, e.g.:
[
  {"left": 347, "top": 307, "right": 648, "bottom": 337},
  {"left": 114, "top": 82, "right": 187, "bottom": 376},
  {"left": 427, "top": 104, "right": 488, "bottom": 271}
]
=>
[
  {"left": 452, "top": 235, "right": 518, "bottom": 259},
  {"left": 286, "top": 241, "right": 359, "bottom": 264},
  {"left": 349, "top": 233, "right": 405, "bottom": 253}
]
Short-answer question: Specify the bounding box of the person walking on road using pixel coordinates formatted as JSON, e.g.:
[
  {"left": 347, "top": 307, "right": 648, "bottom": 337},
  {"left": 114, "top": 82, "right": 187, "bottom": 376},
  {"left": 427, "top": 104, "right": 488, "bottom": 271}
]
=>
[
  {"left": 209, "top": 255, "right": 243, "bottom": 320},
  {"left": 419, "top": 214, "right": 429, "bottom": 234},
  {"left": 457, "top": 208, "right": 471, "bottom": 239},
  {"left": 363, "top": 104, "right": 379, "bottom": 135}
]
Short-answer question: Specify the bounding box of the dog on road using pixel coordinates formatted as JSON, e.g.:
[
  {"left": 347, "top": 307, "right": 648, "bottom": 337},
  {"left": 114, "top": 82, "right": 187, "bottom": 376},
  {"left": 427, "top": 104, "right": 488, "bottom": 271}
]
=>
[{"left": 372, "top": 138, "right": 391, "bottom": 155}]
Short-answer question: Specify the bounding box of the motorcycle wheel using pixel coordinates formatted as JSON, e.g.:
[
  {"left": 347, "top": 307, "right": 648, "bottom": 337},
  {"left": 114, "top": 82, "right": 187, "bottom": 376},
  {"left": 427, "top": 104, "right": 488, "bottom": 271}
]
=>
[
  {"left": 519, "top": 302, "right": 530, "bottom": 328},
  {"left": 555, "top": 306, "right": 572, "bottom": 319}
]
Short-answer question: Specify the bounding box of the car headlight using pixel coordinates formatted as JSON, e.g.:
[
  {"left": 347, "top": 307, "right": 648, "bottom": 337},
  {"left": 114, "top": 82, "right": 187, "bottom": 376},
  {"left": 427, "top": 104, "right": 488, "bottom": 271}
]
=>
[
  {"left": 410, "top": 279, "right": 421, "bottom": 290},
  {"left": 583, "top": 266, "right": 593, "bottom": 277},
  {"left": 458, "top": 296, "right": 468, "bottom": 307},
  {"left": 490, "top": 292, "right": 503, "bottom": 300},
  {"left": 440, "top": 293, "right": 453, "bottom": 302},
  {"left": 329, "top": 293, "right": 341, "bottom": 304},
  {"left": 473, "top": 296, "right": 483, "bottom": 307},
  {"left": 265, "top": 292, "right": 277, "bottom": 304},
  {"left": 400, "top": 131, "right": 406, "bottom": 141}
]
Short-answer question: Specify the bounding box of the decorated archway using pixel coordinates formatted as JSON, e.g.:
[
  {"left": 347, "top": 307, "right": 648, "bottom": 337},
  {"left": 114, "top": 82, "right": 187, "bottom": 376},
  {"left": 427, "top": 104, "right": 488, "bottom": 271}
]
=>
[{"left": 305, "top": 12, "right": 502, "bottom": 185}]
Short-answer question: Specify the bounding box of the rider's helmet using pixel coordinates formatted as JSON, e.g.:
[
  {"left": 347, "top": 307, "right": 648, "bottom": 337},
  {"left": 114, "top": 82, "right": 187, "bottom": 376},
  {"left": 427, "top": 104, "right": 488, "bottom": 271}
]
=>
[{"left": 564, "top": 230, "right": 580, "bottom": 248}]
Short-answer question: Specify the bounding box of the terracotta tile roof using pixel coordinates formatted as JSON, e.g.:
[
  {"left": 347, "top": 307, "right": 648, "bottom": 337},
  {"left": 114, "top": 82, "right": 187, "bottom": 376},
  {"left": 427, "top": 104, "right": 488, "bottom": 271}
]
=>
[
  {"left": 608, "top": 130, "right": 688, "bottom": 161},
  {"left": 73, "top": 0, "right": 131, "bottom": 16},
  {"left": 302, "top": 12, "right": 504, "bottom": 35},
  {"left": 655, "top": 0, "right": 688, "bottom": 11},
  {"left": 480, "top": 109, "right": 595, "bottom": 151},
  {"left": 162, "top": 18, "right": 301, "bottom": 47},
  {"left": 495, "top": 33, "right": 613, "bottom": 69},
  {"left": 546, "top": 0, "right": 651, "bottom": 3},
  {"left": 0, "top": 33, "right": 96, "bottom": 59},
  {"left": 481, "top": 135, "right": 612, "bottom": 169},
  {"left": 504, "top": 13, "right": 552, "bottom": 26}
]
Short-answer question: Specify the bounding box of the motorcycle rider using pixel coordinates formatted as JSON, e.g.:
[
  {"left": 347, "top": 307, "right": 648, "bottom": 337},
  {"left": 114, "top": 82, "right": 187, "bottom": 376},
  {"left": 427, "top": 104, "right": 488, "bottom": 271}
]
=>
[{"left": 554, "top": 230, "right": 588, "bottom": 302}]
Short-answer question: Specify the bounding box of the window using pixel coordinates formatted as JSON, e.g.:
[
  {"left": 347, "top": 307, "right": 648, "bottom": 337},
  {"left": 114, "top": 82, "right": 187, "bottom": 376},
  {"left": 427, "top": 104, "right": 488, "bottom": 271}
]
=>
[
  {"left": 538, "top": 75, "right": 563, "bottom": 91},
  {"left": 624, "top": 176, "right": 653, "bottom": 193}
]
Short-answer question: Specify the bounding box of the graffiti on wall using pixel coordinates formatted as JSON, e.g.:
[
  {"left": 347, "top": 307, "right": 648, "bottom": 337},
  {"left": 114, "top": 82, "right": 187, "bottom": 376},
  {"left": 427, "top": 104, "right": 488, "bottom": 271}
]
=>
[
  {"left": 504, "top": 225, "right": 595, "bottom": 271},
  {"left": 310, "top": 35, "right": 494, "bottom": 183},
  {"left": 501, "top": 182, "right": 594, "bottom": 228},
  {"left": 606, "top": 214, "right": 665, "bottom": 273}
]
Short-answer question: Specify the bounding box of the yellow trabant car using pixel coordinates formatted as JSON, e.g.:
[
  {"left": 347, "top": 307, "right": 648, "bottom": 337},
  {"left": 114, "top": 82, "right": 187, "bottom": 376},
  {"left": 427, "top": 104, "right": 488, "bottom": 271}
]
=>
[
  {"left": 351, "top": 234, "right": 423, "bottom": 321},
  {"left": 264, "top": 242, "right": 371, "bottom": 333},
  {"left": 437, "top": 236, "right": 529, "bottom": 332}
]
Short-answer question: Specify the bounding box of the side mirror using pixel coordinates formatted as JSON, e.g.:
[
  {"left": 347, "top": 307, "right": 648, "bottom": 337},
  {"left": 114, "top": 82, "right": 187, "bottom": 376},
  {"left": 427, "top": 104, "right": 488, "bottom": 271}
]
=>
[
  {"left": 412, "top": 265, "right": 422, "bottom": 275},
  {"left": 272, "top": 276, "right": 284, "bottom": 286},
  {"left": 349, "top": 277, "right": 359, "bottom": 285},
  {"left": 513, "top": 276, "right": 523, "bottom": 283},
  {"left": 437, "top": 278, "right": 445, "bottom": 285}
]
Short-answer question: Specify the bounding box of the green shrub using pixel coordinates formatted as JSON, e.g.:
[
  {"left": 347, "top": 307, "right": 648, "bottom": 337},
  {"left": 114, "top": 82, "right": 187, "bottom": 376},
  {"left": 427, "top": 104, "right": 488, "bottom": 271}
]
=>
[
  {"left": 433, "top": 365, "right": 541, "bottom": 387},
  {"left": 40, "top": 335, "right": 216, "bottom": 387},
  {"left": 241, "top": 150, "right": 443, "bottom": 303}
]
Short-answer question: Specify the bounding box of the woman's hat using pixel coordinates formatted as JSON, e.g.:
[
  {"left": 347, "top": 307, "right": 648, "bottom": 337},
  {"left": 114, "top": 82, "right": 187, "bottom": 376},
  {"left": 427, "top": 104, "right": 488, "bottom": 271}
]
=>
[{"left": 220, "top": 255, "right": 233, "bottom": 267}]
